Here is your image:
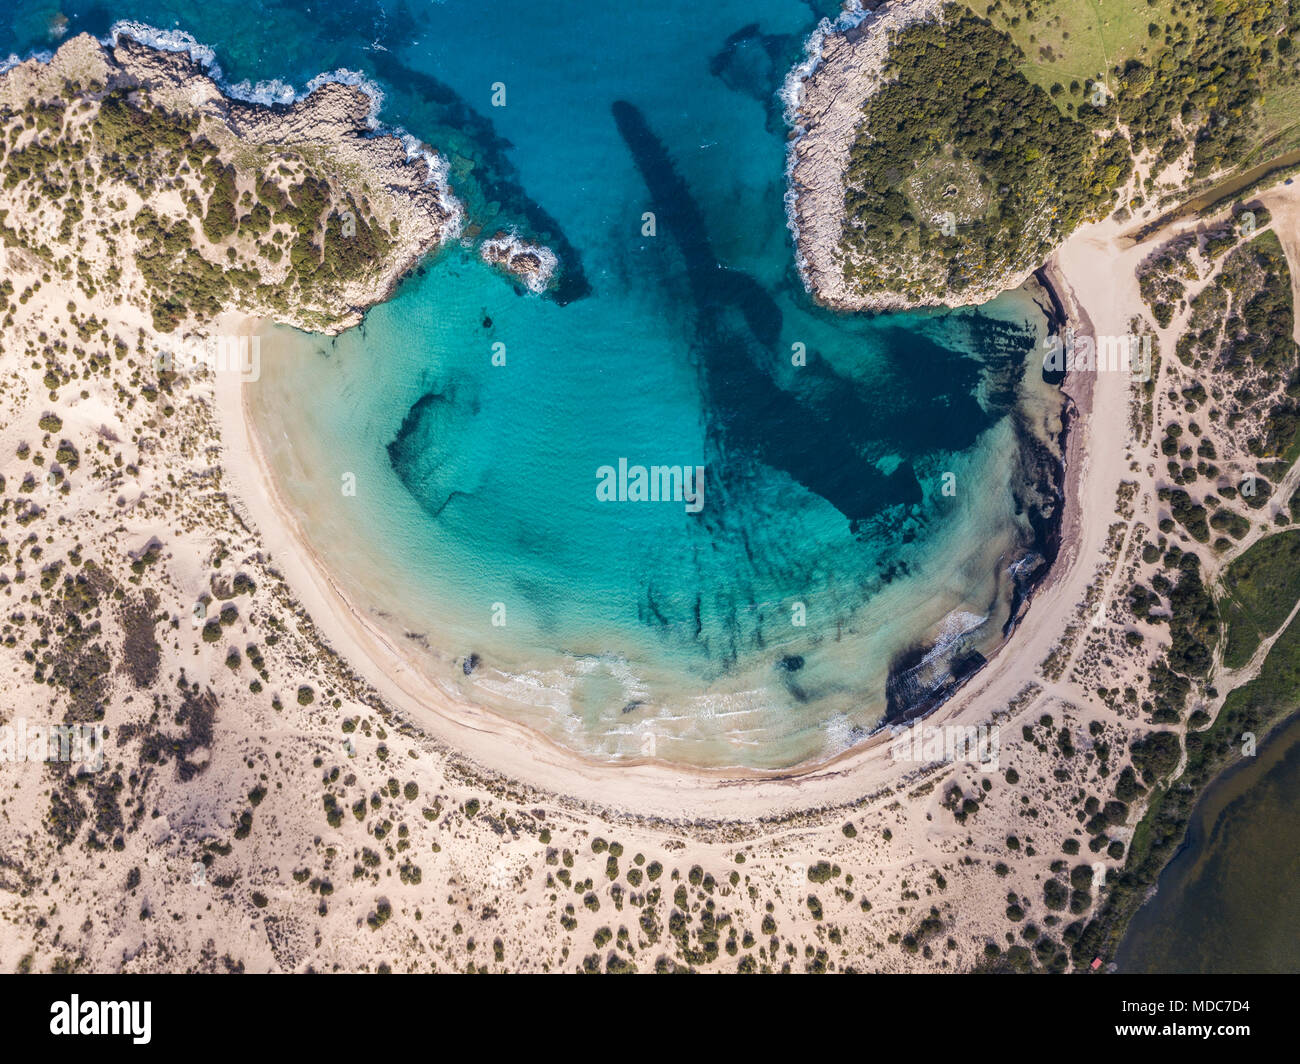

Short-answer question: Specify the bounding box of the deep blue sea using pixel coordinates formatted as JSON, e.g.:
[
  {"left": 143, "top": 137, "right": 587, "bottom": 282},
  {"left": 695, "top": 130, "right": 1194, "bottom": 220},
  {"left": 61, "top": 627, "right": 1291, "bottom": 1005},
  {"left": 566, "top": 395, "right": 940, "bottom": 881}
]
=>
[{"left": 3, "top": 0, "right": 1064, "bottom": 767}]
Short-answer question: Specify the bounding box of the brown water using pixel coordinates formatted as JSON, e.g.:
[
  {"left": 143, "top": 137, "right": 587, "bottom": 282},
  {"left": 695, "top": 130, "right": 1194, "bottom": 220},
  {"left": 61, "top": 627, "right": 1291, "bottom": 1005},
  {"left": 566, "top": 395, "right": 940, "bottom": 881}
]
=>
[
  {"left": 1117, "top": 711, "right": 1300, "bottom": 973},
  {"left": 1126, "top": 149, "right": 1300, "bottom": 245}
]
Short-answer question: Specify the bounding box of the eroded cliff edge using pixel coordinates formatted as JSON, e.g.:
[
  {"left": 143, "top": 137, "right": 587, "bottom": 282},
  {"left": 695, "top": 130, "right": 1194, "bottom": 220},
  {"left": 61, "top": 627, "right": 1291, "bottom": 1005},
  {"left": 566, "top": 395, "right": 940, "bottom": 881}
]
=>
[
  {"left": 0, "top": 31, "right": 554, "bottom": 336},
  {"left": 785, "top": 1, "right": 1130, "bottom": 312}
]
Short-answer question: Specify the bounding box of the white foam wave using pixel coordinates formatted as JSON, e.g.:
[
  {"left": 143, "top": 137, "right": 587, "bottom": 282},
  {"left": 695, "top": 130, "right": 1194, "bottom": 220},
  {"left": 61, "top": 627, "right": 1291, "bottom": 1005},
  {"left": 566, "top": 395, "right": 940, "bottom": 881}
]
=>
[
  {"left": 222, "top": 77, "right": 297, "bottom": 107},
  {"left": 110, "top": 21, "right": 387, "bottom": 120},
  {"left": 0, "top": 50, "right": 54, "bottom": 76},
  {"left": 823, "top": 713, "right": 856, "bottom": 756},
  {"left": 779, "top": 1, "right": 870, "bottom": 131},
  {"left": 470, "top": 651, "right": 656, "bottom": 718},
  {"left": 109, "top": 21, "right": 221, "bottom": 74},
  {"left": 779, "top": 2, "right": 872, "bottom": 292},
  {"left": 472, "top": 670, "right": 573, "bottom": 713},
  {"left": 399, "top": 134, "right": 465, "bottom": 240},
  {"left": 920, "top": 609, "right": 988, "bottom": 668},
  {"left": 682, "top": 688, "right": 774, "bottom": 721},
  {"left": 480, "top": 228, "right": 558, "bottom": 293}
]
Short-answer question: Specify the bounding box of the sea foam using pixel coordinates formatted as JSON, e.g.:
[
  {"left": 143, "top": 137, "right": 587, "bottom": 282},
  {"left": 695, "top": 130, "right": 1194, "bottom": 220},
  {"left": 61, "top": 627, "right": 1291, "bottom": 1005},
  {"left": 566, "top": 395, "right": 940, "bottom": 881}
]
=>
[
  {"left": 102, "top": 21, "right": 465, "bottom": 242},
  {"left": 779, "top": 0, "right": 872, "bottom": 287},
  {"left": 109, "top": 21, "right": 386, "bottom": 118}
]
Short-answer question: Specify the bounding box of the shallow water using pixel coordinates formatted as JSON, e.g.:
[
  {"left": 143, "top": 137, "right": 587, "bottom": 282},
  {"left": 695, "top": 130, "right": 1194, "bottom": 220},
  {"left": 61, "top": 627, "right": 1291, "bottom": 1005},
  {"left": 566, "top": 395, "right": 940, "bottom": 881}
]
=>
[{"left": 3, "top": 0, "right": 1064, "bottom": 767}]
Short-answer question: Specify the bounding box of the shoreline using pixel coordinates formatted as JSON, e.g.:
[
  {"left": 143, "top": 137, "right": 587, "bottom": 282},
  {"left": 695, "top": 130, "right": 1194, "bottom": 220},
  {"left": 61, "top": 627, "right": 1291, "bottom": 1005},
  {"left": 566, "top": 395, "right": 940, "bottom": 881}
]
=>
[
  {"left": 783, "top": 0, "right": 948, "bottom": 310},
  {"left": 884, "top": 296, "right": 1074, "bottom": 726},
  {"left": 220, "top": 349, "right": 932, "bottom": 816},
  {"left": 5, "top": 10, "right": 1290, "bottom": 973},
  {"left": 219, "top": 270, "right": 1081, "bottom": 819}
]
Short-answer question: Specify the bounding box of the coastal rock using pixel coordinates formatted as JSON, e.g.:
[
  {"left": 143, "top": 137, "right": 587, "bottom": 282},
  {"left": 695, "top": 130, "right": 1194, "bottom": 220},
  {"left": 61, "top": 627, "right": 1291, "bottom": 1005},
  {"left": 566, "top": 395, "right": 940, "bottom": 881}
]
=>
[
  {"left": 102, "top": 35, "right": 461, "bottom": 333},
  {"left": 479, "top": 230, "right": 557, "bottom": 294},
  {"left": 784, "top": 0, "right": 942, "bottom": 311},
  {"left": 785, "top": 0, "right": 1041, "bottom": 311},
  {"left": 0, "top": 31, "right": 561, "bottom": 336}
]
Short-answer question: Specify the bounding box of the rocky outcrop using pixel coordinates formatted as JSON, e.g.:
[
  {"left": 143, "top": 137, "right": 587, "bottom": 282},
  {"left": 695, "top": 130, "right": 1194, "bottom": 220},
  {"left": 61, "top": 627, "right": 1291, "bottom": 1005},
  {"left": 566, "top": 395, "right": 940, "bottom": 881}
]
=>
[
  {"left": 784, "top": 0, "right": 950, "bottom": 311},
  {"left": 111, "top": 35, "right": 463, "bottom": 325},
  {"left": 1, "top": 30, "right": 559, "bottom": 332},
  {"left": 479, "top": 231, "right": 557, "bottom": 294}
]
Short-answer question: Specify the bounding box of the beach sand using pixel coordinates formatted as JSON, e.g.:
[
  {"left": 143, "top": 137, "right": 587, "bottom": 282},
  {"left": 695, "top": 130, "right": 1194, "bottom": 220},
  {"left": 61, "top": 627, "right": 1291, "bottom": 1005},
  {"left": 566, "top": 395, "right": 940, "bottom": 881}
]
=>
[{"left": 4, "top": 25, "right": 1299, "bottom": 973}]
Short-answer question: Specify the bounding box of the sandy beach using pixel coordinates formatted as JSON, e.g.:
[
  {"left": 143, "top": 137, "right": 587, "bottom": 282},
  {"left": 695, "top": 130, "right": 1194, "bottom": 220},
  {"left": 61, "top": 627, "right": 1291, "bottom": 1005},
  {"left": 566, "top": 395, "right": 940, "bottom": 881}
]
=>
[
  {"left": 213, "top": 202, "right": 1142, "bottom": 820},
  {"left": 4, "top": 20, "right": 1299, "bottom": 974}
]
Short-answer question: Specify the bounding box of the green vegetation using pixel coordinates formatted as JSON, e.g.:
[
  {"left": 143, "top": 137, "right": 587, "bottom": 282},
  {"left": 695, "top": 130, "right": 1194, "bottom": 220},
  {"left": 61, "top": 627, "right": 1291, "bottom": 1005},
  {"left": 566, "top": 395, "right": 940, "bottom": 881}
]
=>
[
  {"left": 991, "top": 0, "right": 1163, "bottom": 100},
  {"left": 1, "top": 83, "right": 397, "bottom": 334},
  {"left": 1177, "top": 231, "right": 1299, "bottom": 459},
  {"left": 1078, "top": 602, "right": 1300, "bottom": 964},
  {"left": 1165, "top": 556, "right": 1217, "bottom": 680},
  {"left": 839, "top": 7, "right": 1130, "bottom": 302},
  {"left": 1105, "top": 0, "right": 1300, "bottom": 176},
  {"left": 1130, "top": 551, "right": 1218, "bottom": 722},
  {"left": 1221, "top": 529, "right": 1300, "bottom": 667},
  {"left": 994, "top": 0, "right": 1300, "bottom": 172},
  {"left": 1166, "top": 488, "right": 1209, "bottom": 542},
  {"left": 840, "top": 0, "right": 1300, "bottom": 302},
  {"left": 1137, "top": 233, "right": 1195, "bottom": 327}
]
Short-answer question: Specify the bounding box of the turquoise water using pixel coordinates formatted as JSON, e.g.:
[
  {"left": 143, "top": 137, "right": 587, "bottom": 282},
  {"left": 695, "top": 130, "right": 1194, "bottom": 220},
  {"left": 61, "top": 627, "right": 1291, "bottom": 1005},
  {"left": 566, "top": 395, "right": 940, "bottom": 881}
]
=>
[{"left": 3, "top": 1, "right": 1064, "bottom": 767}]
